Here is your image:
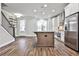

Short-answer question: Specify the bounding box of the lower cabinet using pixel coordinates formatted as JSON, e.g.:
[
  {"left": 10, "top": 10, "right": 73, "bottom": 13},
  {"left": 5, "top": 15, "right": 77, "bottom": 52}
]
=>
[{"left": 34, "top": 32, "right": 54, "bottom": 47}]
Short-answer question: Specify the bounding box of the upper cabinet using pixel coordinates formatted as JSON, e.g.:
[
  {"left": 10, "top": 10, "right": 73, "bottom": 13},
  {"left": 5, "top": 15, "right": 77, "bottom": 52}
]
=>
[{"left": 65, "top": 3, "right": 79, "bottom": 17}]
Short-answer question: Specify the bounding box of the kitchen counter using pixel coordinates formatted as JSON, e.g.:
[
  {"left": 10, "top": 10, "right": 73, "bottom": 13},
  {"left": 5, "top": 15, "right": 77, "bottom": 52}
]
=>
[
  {"left": 34, "top": 31, "right": 54, "bottom": 33},
  {"left": 34, "top": 31, "right": 54, "bottom": 47}
]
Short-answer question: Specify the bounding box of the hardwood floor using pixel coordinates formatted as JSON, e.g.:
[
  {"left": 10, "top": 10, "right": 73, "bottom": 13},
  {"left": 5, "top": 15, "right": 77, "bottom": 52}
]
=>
[{"left": 0, "top": 36, "right": 79, "bottom": 56}]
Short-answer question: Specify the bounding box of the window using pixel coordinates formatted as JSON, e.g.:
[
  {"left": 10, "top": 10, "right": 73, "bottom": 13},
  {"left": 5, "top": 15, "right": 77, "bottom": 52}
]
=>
[
  {"left": 37, "top": 19, "right": 47, "bottom": 31},
  {"left": 20, "top": 20, "right": 25, "bottom": 32}
]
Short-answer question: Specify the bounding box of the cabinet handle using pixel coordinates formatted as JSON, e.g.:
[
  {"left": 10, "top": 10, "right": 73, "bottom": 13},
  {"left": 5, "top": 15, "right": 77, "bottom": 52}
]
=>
[{"left": 44, "top": 35, "right": 47, "bottom": 37}]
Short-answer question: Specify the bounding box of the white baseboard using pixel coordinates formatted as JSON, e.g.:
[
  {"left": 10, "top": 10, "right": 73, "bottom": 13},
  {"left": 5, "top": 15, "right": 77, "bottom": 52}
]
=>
[{"left": 0, "top": 39, "right": 15, "bottom": 48}]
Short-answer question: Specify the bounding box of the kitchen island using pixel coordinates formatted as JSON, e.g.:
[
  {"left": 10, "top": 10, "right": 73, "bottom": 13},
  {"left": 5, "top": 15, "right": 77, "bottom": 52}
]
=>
[{"left": 34, "top": 31, "right": 54, "bottom": 47}]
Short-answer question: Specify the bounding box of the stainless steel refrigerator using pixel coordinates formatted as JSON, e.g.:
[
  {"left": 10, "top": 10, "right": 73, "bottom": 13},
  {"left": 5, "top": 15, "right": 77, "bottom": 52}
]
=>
[{"left": 65, "top": 12, "right": 79, "bottom": 51}]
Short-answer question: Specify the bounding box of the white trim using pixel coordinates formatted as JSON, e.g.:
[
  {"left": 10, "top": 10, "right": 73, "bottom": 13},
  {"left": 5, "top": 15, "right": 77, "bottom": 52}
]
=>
[{"left": 0, "top": 39, "right": 15, "bottom": 48}]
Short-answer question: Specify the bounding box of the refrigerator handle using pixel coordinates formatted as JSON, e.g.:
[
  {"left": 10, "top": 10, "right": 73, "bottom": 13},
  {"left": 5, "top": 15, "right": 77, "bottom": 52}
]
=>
[{"left": 65, "top": 25, "right": 68, "bottom": 30}]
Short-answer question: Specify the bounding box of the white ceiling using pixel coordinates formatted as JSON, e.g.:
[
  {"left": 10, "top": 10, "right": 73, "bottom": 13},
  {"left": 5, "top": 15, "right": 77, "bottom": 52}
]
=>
[{"left": 3, "top": 3, "right": 68, "bottom": 19}]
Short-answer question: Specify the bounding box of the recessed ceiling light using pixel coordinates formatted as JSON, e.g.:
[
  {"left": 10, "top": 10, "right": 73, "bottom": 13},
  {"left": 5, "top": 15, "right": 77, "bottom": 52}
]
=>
[
  {"left": 14, "top": 13, "right": 23, "bottom": 18},
  {"left": 33, "top": 9, "right": 37, "bottom": 12},
  {"left": 44, "top": 4, "right": 47, "bottom": 8},
  {"left": 52, "top": 9, "right": 55, "bottom": 12}
]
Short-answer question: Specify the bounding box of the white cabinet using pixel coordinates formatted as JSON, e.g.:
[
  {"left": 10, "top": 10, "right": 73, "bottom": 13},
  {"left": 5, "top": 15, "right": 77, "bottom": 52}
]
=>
[{"left": 65, "top": 3, "right": 79, "bottom": 17}]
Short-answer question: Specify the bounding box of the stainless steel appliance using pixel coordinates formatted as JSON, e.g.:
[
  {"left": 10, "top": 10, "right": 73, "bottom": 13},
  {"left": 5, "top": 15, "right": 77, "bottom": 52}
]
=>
[{"left": 65, "top": 12, "right": 79, "bottom": 51}]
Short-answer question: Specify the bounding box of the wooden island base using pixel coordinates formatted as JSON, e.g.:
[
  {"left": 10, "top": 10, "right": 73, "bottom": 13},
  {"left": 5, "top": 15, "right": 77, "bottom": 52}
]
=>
[{"left": 34, "top": 32, "right": 54, "bottom": 47}]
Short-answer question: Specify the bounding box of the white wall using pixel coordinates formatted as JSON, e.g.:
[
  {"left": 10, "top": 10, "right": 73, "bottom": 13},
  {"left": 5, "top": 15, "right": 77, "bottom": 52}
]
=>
[
  {"left": 52, "top": 16, "right": 59, "bottom": 32},
  {"left": 0, "top": 4, "right": 15, "bottom": 48},
  {"left": 0, "top": 3, "right": 1, "bottom": 25},
  {"left": 15, "top": 16, "right": 53, "bottom": 36},
  {"left": 47, "top": 18, "right": 53, "bottom": 31},
  {"left": 16, "top": 16, "right": 37, "bottom": 36},
  {"left": 0, "top": 25, "right": 15, "bottom": 48}
]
